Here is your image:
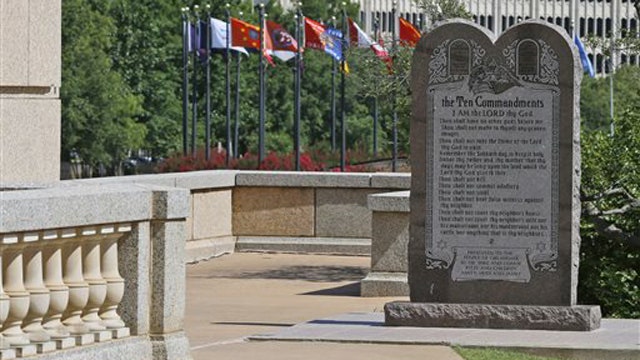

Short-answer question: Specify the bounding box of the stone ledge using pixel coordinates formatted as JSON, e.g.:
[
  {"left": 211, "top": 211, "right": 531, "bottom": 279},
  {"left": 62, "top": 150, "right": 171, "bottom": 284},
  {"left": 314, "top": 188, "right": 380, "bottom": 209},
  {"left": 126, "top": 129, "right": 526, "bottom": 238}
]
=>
[
  {"left": 0, "top": 185, "right": 152, "bottom": 233},
  {"left": 186, "top": 236, "right": 236, "bottom": 264},
  {"left": 235, "top": 171, "right": 372, "bottom": 188},
  {"left": 385, "top": 302, "right": 601, "bottom": 331},
  {"left": 59, "top": 173, "right": 178, "bottom": 188},
  {"left": 368, "top": 191, "right": 410, "bottom": 213},
  {"left": 236, "top": 236, "right": 371, "bottom": 255},
  {"left": 370, "top": 173, "right": 411, "bottom": 189},
  {"left": 173, "top": 170, "right": 237, "bottom": 190},
  {"left": 361, "top": 272, "right": 409, "bottom": 297},
  {"left": 13, "top": 336, "right": 153, "bottom": 360}
]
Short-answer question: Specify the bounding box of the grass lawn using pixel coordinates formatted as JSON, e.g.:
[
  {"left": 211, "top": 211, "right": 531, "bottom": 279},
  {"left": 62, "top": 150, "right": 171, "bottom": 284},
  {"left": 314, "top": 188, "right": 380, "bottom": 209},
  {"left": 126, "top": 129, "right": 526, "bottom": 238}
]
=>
[{"left": 454, "top": 347, "right": 564, "bottom": 360}]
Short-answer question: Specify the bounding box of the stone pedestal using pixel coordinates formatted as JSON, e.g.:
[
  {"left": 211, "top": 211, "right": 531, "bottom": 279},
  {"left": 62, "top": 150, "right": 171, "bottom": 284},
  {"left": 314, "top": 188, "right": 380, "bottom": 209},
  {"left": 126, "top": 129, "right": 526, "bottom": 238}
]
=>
[{"left": 385, "top": 302, "right": 601, "bottom": 331}]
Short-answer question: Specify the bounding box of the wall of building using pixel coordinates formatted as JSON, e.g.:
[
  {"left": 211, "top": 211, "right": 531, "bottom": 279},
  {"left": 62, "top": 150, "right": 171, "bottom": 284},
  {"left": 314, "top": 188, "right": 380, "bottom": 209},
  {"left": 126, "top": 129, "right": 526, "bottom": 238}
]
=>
[
  {"left": 0, "top": 0, "right": 61, "bottom": 184},
  {"left": 354, "top": 0, "right": 639, "bottom": 75}
]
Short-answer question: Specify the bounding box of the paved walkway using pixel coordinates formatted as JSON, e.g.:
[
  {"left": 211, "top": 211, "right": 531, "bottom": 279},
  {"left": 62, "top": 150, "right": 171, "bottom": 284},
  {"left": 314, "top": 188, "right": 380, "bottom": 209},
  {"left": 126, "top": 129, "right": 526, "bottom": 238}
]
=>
[
  {"left": 184, "top": 252, "right": 640, "bottom": 360},
  {"left": 185, "top": 252, "right": 464, "bottom": 360}
]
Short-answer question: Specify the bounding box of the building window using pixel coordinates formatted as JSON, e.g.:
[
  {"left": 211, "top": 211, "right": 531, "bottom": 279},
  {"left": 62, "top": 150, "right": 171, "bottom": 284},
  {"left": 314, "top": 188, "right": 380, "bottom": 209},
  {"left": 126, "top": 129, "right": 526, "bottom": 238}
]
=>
[
  {"left": 596, "top": 18, "right": 603, "bottom": 37},
  {"left": 382, "top": 12, "right": 387, "bottom": 32}
]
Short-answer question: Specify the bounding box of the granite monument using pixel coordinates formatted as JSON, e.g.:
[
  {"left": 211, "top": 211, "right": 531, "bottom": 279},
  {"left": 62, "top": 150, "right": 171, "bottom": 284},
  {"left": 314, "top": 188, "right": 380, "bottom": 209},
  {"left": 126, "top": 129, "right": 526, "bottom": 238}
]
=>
[{"left": 385, "top": 19, "right": 601, "bottom": 331}]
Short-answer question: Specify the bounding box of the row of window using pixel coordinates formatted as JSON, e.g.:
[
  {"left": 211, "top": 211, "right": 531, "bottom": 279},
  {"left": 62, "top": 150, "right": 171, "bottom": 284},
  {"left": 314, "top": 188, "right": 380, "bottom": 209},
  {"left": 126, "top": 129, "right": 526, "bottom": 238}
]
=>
[
  {"left": 360, "top": 11, "right": 427, "bottom": 33},
  {"left": 472, "top": 14, "right": 639, "bottom": 37},
  {"left": 362, "top": 10, "right": 639, "bottom": 39},
  {"left": 590, "top": 53, "right": 639, "bottom": 73}
]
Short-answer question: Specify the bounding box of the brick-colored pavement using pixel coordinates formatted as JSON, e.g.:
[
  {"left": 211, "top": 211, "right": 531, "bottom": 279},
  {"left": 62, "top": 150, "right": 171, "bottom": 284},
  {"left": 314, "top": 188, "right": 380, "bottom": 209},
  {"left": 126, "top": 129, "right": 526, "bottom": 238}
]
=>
[{"left": 185, "top": 252, "right": 464, "bottom": 360}]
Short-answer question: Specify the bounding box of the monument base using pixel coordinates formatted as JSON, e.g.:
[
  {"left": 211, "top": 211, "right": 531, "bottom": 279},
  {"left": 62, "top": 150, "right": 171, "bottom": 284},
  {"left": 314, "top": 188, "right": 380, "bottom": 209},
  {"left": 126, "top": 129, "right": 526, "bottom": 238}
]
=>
[{"left": 384, "top": 302, "right": 601, "bottom": 331}]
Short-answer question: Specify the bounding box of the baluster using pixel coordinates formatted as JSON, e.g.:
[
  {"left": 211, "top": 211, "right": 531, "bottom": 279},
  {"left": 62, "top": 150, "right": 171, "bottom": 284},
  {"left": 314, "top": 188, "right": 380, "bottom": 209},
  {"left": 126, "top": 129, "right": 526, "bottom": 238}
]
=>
[
  {"left": 99, "top": 234, "right": 126, "bottom": 331},
  {"left": 42, "top": 231, "right": 72, "bottom": 343},
  {"left": 22, "top": 235, "right": 52, "bottom": 345},
  {"left": 0, "top": 247, "right": 11, "bottom": 350},
  {"left": 81, "top": 232, "right": 107, "bottom": 334},
  {"left": 61, "top": 234, "right": 90, "bottom": 337},
  {"left": 1, "top": 239, "right": 31, "bottom": 346}
]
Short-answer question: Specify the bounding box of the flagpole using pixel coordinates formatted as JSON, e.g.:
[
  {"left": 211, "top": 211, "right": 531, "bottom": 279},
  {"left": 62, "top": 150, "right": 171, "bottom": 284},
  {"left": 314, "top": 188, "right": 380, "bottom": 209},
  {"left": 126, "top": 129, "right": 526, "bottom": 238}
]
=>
[
  {"left": 258, "top": 3, "right": 266, "bottom": 165},
  {"left": 181, "top": 8, "right": 189, "bottom": 156},
  {"left": 340, "top": 4, "right": 347, "bottom": 172},
  {"left": 225, "top": 4, "right": 232, "bottom": 166},
  {"left": 609, "top": 29, "right": 615, "bottom": 137},
  {"left": 294, "top": 3, "right": 303, "bottom": 171},
  {"left": 234, "top": 52, "right": 241, "bottom": 158},
  {"left": 391, "top": 1, "right": 398, "bottom": 172},
  {"left": 192, "top": 5, "right": 200, "bottom": 156},
  {"left": 372, "top": 17, "right": 379, "bottom": 158},
  {"left": 234, "top": 11, "right": 244, "bottom": 159},
  {"left": 330, "top": 16, "right": 337, "bottom": 153},
  {"left": 205, "top": 5, "right": 212, "bottom": 161}
]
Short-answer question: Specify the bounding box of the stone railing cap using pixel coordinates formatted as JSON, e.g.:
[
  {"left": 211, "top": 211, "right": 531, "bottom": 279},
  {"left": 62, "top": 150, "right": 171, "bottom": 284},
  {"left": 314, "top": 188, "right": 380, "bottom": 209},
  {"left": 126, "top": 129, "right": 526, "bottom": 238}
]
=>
[
  {"left": 368, "top": 190, "right": 410, "bottom": 213},
  {"left": 235, "top": 171, "right": 372, "bottom": 188},
  {"left": 0, "top": 184, "right": 154, "bottom": 233},
  {"left": 370, "top": 173, "right": 411, "bottom": 189}
]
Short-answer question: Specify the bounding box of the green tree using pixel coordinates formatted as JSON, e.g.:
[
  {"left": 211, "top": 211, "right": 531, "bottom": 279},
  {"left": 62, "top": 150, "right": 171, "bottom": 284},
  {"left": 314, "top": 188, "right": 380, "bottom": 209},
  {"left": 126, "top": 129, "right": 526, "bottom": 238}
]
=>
[
  {"left": 580, "top": 66, "right": 640, "bottom": 132},
  {"left": 61, "top": 0, "right": 145, "bottom": 174},
  {"left": 579, "top": 104, "right": 640, "bottom": 317},
  {"left": 109, "top": 0, "right": 185, "bottom": 157}
]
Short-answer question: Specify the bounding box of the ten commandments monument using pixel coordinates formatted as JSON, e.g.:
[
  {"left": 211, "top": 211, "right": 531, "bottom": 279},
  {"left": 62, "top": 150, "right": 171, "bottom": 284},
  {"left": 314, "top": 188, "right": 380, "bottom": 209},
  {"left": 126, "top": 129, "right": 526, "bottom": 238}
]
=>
[{"left": 385, "top": 20, "right": 601, "bottom": 331}]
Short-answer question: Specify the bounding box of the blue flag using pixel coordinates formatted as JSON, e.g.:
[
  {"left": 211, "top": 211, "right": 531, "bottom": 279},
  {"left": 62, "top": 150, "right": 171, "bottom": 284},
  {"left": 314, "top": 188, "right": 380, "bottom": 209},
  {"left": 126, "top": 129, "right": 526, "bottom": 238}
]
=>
[
  {"left": 573, "top": 34, "right": 595, "bottom": 78},
  {"left": 324, "top": 27, "right": 343, "bottom": 62}
]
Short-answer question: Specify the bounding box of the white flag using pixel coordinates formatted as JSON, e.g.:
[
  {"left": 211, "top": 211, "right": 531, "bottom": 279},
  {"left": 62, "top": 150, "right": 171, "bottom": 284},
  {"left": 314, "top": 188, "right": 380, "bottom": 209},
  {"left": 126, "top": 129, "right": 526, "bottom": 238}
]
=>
[{"left": 211, "top": 18, "right": 249, "bottom": 55}]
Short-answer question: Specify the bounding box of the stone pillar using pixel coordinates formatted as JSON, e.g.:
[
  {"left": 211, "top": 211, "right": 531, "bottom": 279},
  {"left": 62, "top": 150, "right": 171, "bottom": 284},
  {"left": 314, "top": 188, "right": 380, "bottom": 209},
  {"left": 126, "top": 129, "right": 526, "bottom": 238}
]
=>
[
  {"left": 148, "top": 188, "right": 192, "bottom": 360},
  {"left": 0, "top": 0, "right": 61, "bottom": 184}
]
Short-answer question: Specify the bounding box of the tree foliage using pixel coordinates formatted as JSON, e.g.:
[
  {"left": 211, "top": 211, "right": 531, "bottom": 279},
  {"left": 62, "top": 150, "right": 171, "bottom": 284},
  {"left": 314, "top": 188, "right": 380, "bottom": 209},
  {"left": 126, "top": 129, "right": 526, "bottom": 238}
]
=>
[
  {"left": 580, "top": 66, "right": 640, "bottom": 132},
  {"left": 579, "top": 100, "right": 640, "bottom": 317},
  {"left": 61, "top": 0, "right": 145, "bottom": 172}
]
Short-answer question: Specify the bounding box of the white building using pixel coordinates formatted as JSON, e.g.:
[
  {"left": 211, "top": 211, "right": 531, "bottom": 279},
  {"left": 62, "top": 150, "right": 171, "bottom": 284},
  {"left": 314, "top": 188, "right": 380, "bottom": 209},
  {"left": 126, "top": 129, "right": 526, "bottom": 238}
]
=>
[{"left": 280, "top": 0, "right": 639, "bottom": 75}]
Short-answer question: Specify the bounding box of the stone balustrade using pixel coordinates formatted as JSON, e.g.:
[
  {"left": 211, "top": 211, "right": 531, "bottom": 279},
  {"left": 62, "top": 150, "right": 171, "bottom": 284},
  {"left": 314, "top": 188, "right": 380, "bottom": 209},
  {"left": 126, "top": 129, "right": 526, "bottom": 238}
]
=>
[
  {"left": 0, "top": 171, "right": 411, "bottom": 358},
  {"left": 0, "top": 184, "right": 191, "bottom": 359},
  {"left": 60, "top": 171, "right": 411, "bottom": 262}
]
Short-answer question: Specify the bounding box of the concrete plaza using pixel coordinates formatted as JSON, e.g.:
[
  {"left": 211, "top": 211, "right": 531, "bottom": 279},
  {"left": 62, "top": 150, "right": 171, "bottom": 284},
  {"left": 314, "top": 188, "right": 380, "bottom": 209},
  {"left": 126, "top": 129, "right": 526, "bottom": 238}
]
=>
[
  {"left": 185, "top": 252, "right": 463, "bottom": 360},
  {"left": 185, "top": 252, "right": 639, "bottom": 360}
]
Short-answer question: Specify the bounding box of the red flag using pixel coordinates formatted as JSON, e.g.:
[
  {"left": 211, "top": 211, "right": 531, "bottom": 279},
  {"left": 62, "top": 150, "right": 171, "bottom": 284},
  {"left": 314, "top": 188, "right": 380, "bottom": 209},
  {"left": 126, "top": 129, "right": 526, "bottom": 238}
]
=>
[
  {"left": 266, "top": 20, "right": 299, "bottom": 61},
  {"left": 231, "top": 17, "right": 261, "bottom": 49},
  {"left": 304, "top": 17, "right": 326, "bottom": 51},
  {"left": 231, "top": 17, "right": 275, "bottom": 66},
  {"left": 399, "top": 17, "right": 421, "bottom": 47}
]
